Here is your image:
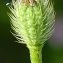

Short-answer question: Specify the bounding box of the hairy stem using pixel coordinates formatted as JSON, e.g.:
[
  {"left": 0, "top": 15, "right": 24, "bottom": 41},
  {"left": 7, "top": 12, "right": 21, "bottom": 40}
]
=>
[{"left": 27, "top": 45, "right": 43, "bottom": 63}]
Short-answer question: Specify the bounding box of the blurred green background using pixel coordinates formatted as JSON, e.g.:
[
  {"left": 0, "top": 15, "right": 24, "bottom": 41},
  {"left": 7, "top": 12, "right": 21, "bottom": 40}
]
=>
[{"left": 0, "top": 0, "right": 63, "bottom": 63}]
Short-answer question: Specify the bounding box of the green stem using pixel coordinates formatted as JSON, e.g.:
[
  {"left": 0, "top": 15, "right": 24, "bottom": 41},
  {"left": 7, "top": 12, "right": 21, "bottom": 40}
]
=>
[{"left": 27, "top": 45, "right": 43, "bottom": 63}]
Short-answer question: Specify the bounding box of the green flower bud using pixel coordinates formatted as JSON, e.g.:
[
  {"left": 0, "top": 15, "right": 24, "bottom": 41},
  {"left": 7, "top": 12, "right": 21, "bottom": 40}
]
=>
[
  {"left": 9, "top": 0, "right": 55, "bottom": 46},
  {"left": 8, "top": 0, "right": 55, "bottom": 63}
]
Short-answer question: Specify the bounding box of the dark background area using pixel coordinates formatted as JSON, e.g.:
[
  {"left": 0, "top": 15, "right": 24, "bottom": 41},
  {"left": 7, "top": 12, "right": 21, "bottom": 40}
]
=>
[{"left": 0, "top": 0, "right": 63, "bottom": 63}]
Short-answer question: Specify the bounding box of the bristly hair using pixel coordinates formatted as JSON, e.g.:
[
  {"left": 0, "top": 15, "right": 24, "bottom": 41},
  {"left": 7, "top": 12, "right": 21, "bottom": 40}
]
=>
[{"left": 9, "top": 0, "right": 55, "bottom": 46}]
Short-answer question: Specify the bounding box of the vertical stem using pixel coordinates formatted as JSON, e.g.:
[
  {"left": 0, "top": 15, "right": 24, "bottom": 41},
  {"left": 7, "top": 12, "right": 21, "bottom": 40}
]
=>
[{"left": 27, "top": 45, "right": 43, "bottom": 63}]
